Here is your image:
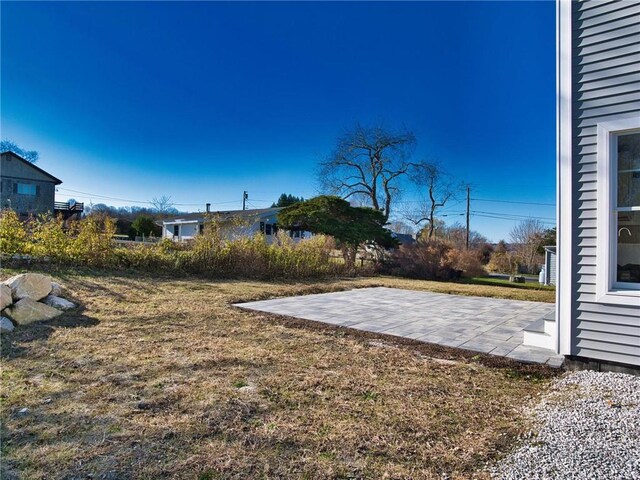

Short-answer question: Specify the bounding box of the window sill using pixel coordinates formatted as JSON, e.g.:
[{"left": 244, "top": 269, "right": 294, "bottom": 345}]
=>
[{"left": 596, "top": 289, "right": 640, "bottom": 306}]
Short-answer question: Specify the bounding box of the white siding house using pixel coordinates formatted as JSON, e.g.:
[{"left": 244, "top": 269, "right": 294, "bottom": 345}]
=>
[
  {"left": 160, "top": 207, "right": 311, "bottom": 243},
  {"left": 525, "top": 0, "right": 640, "bottom": 371}
]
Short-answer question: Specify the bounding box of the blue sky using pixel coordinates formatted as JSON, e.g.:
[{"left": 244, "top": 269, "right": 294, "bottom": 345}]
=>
[{"left": 1, "top": 1, "right": 556, "bottom": 241}]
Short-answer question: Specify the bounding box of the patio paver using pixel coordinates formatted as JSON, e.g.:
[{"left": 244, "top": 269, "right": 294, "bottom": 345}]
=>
[{"left": 235, "top": 287, "right": 563, "bottom": 366}]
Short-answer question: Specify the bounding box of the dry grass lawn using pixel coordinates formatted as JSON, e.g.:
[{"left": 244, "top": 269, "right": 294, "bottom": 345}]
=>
[{"left": 1, "top": 270, "right": 557, "bottom": 479}]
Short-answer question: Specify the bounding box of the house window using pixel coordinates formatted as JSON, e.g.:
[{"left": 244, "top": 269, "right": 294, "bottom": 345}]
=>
[
  {"left": 173, "top": 225, "right": 180, "bottom": 237},
  {"left": 596, "top": 118, "right": 640, "bottom": 304},
  {"left": 265, "top": 223, "right": 272, "bottom": 235},
  {"left": 616, "top": 133, "right": 640, "bottom": 286},
  {"left": 16, "top": 183, "right": 37, "bottom": 195}
]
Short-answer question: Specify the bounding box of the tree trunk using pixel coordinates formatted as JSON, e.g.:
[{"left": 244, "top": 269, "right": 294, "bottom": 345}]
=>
[{"left": 341, "top": 245, "right": 358, "bottom": 273}]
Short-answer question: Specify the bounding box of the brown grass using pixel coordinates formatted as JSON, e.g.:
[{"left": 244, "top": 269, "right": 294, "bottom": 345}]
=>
[
  {"left": 1, "top": 269, "right": 557, "bottom": 479},
  {"left": 355, "top": 276, "right": 556, "bottom": 303}
]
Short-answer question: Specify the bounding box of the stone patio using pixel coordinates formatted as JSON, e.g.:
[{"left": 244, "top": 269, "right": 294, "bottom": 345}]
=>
[{"left": 235, "top": 287, "right": 563, "bottom": 367}]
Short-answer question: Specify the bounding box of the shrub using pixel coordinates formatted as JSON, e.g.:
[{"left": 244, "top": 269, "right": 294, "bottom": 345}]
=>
[
  {"left": 65, "top": 215, "right": 117, "bottom": 266},
  {"left": 31, "top": 214, "right": 70, "bottom": 262},
  {"left": 446, "top": 248, "right": 486, "bottom": 277},
  {"left": 1, "top": 213, "right": 345, "bottom": 279},
  {"left": 475, "top": 242, "right": 494, "bottom": 265},
  {"left": 131, "top": 215, "right": 159, "bottom": 237},
  {"left": 0, "top": 209, "right": 29, "bottom": 255},
  {"left": 487, "top": 251, "right": 519, "bottom": 274},
  {"left": 0, "top": 214, "right": 360, "bottom": 279},
  {"left": 387, "top": 239, "right": 459, "bottom": 280}
]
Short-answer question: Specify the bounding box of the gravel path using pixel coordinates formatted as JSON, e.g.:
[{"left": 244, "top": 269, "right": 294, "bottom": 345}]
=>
[{"left": 492, "top": 370, "right": 640, "bottom": 480}]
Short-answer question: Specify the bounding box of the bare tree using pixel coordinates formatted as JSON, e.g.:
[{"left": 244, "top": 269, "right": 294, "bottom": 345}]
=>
[
  {"left": 437, "top": 222, "right": 487, "bottom": 250},
  {"left": 1, "top": 140, "right": 39, "bottom": 163},
  {"left": 387, "top": 220, "right": 415, "bottom": 236},
  {"left": 319, "top": 123, "right": 416, "bottom": 222},
  {"left": 510, "top": 219, "right": 547, "bottom": 273},
  {"left": 406, "top": 162, "right": 460, "bottom": 239},
  {"left": 151, "top": 195, "right": 175, "bottom": 215}
]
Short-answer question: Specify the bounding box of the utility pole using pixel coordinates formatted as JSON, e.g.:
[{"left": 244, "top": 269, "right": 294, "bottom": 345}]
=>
[
  {"left": 242, "top": 191, "right": 248, "bottom": 210},
  {"left": 466, "top": 185, "right": 470, "bottom": 250}
]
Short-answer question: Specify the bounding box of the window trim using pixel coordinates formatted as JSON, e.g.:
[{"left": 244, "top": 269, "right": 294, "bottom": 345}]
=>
[{"left": 596, "top": 117, "right": 640, "bottom": 305}]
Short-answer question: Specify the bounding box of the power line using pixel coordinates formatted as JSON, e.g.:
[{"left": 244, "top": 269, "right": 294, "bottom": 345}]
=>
[
  {"left": 56, "top": 187, "right": 241, "bottom": 207},
  {"left": 439, "top": 199, "right": 466, "bottom": 213},
  {"left": 57, "top": 187, "right": 154, "bottom": 205},
  {"left": 397, "top": 197, "right": 554, "bottom": 209},
  {"left": 473, "top": 210, "right": 556, "bottom": 221},
  {"left": 471, "top": 198, "right": 556, "bottom": 206},
  {"left": 472, "top": 213, "right": 556, "bottom": 225}
]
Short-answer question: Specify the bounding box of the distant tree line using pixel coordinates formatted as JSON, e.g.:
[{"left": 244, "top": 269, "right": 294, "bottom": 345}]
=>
[
  {"left": 271, "top": 193, "right": 304, "bottom": 208},
  {"left": 83, "top": 197, "right": 182, "bottom": 239}
]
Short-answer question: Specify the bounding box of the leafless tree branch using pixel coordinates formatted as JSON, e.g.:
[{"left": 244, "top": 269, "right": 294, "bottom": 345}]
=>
[{"left": 319, "top": 123, "right": 416, "bottom": 222}]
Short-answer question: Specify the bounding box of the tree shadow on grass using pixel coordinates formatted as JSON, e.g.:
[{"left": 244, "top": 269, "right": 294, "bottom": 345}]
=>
[{"left": 0, "top": 306, "right": 100, "bottom": 360}]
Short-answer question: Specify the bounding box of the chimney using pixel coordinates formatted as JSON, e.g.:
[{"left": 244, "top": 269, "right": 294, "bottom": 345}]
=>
[{"left": 206, "top": 203, "right": 211, "bottom": 213}]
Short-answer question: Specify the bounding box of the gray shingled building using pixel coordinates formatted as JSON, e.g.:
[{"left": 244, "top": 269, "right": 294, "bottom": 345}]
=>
[{"left": 1, "top": 151, "right": 67, "bottom": 219}]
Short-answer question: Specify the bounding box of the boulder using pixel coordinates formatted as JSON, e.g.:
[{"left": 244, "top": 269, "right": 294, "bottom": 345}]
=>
[
  {"left": 0, "top": 285, "right": 12, "bottom": 310},
  {"left": 4, "top": 298, "right": 63, "bottom": 325},
  {"left": 43, "top": 295, "right": 76, "bottom": 311},
  {"left": 0, "top": 316, "right": 15, "bottom": 333},
  {"left": 4, "top": 273, "right": 52, "bottom": 301},
  {"left": 50, "top": 282, "right": 63, "bottom": 297}
]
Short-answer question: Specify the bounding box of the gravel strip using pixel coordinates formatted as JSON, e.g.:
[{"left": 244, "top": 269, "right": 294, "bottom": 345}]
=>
[{"left": 492, "top": 370, "right": 640, "bottom": 480}]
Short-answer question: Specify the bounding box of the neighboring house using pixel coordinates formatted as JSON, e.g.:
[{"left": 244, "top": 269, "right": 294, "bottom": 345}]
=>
[
  {"left": 392, "top": 232, "right": 416, "bottom": 247},
  {"left": 542, "top": 246, "right": 557, "bottom": 286},
  {"left": 0, "top": 151, "right": 83, "bottom": 219},
  {"left": 524, "top": 0, "right": 639, "bottom": 372},
  {"left": 160, "top": 207, "right": 311, "bottom": 243}
]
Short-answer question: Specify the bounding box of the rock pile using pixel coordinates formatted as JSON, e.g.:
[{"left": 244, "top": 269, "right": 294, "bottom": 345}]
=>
[{"left": 0, "top": 273, "right": 76, "bottom": 332}]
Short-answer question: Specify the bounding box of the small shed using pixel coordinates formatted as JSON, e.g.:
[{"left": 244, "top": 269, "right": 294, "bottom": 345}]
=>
[{"left": 543, "top": 246, "right": 556, "bottom": 286}]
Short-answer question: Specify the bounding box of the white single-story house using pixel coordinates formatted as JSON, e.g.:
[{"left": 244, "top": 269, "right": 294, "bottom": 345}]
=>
[
  {"left": 523, "top": 0, "right": 639, "bottom": 372},
  {"left": 159, "top": 207, "right": 311, "bottom": 243}
]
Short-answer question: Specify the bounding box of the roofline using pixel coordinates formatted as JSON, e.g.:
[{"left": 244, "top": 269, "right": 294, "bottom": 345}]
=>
[
  {"left": 160, "top": 219, "right": 200, "bottom": 225},
  {"left": 160, "top": 207, "right": 283, "bottom": 224},
  {"left": 0, "top": 151, "right": 63, "bottom": 185}
]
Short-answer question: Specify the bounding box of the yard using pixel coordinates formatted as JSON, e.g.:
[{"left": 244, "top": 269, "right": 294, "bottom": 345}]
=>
[{"left": 1, "top": 270, "right": 558, "bottom": 479}]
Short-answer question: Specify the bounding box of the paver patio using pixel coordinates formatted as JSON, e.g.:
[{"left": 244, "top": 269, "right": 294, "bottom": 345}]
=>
[{"left": 235, "top": 287, "right": 563, "bottom": 367}]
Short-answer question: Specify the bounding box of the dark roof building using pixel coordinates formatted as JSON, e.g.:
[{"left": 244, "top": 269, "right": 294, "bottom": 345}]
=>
[{"left": 0, "top": 151, "right": 82, "bottom": 219}]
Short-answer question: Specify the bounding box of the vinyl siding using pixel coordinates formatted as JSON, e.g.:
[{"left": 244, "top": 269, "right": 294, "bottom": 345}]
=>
[
  {"left": 549, "top": 253, "right": 557, "bottom": 286},
  {"left": 571, "top": 0, "right": 640, "bottom": 366}
]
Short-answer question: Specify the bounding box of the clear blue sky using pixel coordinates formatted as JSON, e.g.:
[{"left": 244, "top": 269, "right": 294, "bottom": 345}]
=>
[{"left": 1, "top": 1, "right": 556, "bottom": 242}]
